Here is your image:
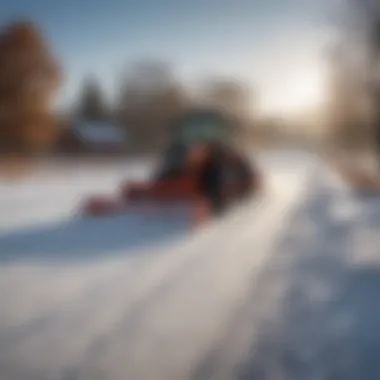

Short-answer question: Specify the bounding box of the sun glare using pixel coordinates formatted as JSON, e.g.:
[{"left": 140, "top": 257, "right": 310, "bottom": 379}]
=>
[{"left": 260, "top": 62, "right": 326, "bottom": 117}]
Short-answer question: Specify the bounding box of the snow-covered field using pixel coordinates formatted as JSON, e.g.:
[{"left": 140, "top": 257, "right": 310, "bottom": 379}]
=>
[{"left": 0, "top": 150, "right": 380, "bottom": 380}]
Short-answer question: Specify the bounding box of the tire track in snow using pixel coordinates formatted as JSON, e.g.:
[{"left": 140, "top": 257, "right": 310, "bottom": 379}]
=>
[{"left": 227, "top": 163, "right": 380, "bottom": 380}]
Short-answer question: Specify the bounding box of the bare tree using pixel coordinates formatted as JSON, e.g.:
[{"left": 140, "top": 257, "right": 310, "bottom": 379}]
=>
[
  {"left": 199, "top": 78, "right": 253, "bottom": 118},
  {"left": 331, "top": 0, "right": 380, "bottom": 156},
  {"left": 197, "top": 77, "right": 256, "bottom": 144},
  {"left": 322, "top": 0, "right": 380, "bottom": 154},
  {"left": 325, "top": 43, "right": 372, "bottom": 150},
  {"left": 116, "top": 60, "right": 189, "bottom": 151}
]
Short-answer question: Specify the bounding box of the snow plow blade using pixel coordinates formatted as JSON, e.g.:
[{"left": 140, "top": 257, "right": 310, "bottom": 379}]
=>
[{"left": 81, "top": 196, "right": 211, "bottom": 229}]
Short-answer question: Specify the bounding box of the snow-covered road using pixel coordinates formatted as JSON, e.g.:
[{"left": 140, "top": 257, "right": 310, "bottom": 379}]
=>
[{"left": 0, "top": 151, "right": 379, "bottom": 380}]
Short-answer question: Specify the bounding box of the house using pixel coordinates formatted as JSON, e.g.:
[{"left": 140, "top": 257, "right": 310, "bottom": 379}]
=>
[{"left": 56, "top": 120, "right": 130, "bottom": 155}]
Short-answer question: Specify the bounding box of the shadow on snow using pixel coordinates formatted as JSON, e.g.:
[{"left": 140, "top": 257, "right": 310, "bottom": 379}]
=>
[{"left": 0, "top": 214, "right": 191, "bottom": 264}]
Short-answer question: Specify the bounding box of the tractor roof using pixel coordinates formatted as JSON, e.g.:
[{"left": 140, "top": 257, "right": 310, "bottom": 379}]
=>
[{"left": 173, "top": 108, "right": 236, "bottom": 129}]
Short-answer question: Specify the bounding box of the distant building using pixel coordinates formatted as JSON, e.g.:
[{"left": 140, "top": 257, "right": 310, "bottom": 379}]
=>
[{"left": 56, "top": 119, "right": 129, "bottom": 155}]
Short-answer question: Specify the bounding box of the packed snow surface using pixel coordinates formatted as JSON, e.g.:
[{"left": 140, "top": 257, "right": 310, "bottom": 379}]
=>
[{"left": 0, "top": 150, "right": 379, "bottom": 380}]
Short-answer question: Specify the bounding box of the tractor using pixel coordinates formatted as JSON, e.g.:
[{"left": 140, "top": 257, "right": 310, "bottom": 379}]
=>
[{"left": 82, "top": 108, "right": 263, "bottom": 227}]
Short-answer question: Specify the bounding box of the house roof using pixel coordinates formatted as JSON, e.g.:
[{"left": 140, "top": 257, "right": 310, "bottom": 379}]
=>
[{"left": 71, "top": 120, "right": 127, "bottom": 146}]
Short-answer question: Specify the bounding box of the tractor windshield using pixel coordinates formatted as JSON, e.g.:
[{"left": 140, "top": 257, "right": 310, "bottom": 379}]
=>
[
  {"left": 174, "top": 112, "right": 230, "bottom": 146},
  {"left": 158, "top": 111, "right": 232, "bottom": 180}
]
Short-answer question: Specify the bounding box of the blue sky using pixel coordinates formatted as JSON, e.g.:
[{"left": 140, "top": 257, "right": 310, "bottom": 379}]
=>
[{"left": 0, "top": 0, "right": 334, "bottom": 115}]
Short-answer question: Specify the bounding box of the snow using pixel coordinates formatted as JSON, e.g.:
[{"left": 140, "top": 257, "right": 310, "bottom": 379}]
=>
[{"left": 0, "top": 150, "right": 380, "bottom": 379}]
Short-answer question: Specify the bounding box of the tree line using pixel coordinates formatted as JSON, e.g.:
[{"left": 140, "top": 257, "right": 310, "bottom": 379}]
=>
[
  {"left": 0, "top": 18, "right": 258, "bottom": 156},
  {"left": 4, "top": 5, "right": 380, "bottom": 158},
  {"left": 325, "top": 0, "right": 380, "bottom": 159},
  {"left": 72, "top": 61, "right": 256, "bottom": 153}
]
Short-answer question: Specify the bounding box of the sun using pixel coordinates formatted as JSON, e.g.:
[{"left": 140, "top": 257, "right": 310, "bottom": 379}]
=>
[{"left": 260, "top": 62, "right": 326, "bottom": 117}]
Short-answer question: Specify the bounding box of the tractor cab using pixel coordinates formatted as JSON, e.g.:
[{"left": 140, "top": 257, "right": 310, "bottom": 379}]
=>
[
  {"left": 172, "top": 109, "right": 231, "bottom": 147},
  {"left": 157, "top": 110, "right": 233, "bottom": 179}
]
